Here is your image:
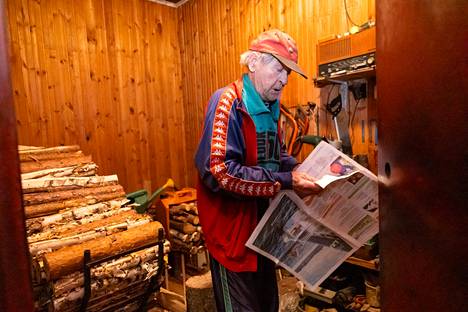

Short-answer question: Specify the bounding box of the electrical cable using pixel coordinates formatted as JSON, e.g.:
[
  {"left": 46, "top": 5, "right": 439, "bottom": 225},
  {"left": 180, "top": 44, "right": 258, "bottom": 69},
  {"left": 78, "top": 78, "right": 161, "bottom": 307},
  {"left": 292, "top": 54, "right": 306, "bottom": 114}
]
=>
[{"left": 344, "top": 0, "right": 360, "bottom": 27}]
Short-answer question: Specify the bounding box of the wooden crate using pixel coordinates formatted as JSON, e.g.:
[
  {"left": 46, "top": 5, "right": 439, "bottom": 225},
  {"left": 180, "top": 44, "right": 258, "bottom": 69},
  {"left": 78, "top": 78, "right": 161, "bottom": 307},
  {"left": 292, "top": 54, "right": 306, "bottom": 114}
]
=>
[{"left": 151, "top": 187, "right": 197, "bottom": 235}]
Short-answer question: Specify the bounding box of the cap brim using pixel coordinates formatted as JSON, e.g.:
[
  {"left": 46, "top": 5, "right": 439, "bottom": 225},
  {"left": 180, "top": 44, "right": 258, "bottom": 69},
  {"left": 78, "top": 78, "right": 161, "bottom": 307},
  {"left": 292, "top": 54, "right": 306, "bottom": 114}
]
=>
[{"left": 273, "top": 54, "right": 308, "bottom": 79}]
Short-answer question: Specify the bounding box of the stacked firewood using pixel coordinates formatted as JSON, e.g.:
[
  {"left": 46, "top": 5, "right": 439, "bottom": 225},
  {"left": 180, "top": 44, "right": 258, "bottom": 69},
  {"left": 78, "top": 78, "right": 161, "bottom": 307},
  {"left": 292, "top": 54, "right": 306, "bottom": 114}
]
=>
[
  {"left": 19, "top": 145, "right": 169, "bottom": 312},
  {"left": 169, "top": 201, "right": 205, "bottom": 255}
]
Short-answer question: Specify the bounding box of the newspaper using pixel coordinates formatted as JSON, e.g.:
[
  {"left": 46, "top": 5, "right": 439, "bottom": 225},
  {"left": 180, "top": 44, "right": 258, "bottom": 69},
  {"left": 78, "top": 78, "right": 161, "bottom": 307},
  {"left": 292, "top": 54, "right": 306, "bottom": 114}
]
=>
[{"left": 246, "top": 141, "right": 378, "bottom": 290}]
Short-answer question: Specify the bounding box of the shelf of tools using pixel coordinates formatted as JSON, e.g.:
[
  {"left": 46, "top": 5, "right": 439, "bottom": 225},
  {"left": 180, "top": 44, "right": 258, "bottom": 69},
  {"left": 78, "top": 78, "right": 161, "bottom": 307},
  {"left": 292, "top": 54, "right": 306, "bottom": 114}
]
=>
[
  {"left": 280, "top": 60, "right": 379, "bottom": 310},
  {"left": 299, "top": 72, "right": 380, "bottom": 312}
]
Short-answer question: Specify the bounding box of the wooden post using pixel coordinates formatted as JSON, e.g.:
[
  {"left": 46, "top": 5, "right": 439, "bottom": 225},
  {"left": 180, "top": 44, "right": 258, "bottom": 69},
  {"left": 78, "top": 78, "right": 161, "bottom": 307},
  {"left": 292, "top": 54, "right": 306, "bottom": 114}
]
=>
[{"left": 0, "top": 0, "right": 34, "bottom": 309}]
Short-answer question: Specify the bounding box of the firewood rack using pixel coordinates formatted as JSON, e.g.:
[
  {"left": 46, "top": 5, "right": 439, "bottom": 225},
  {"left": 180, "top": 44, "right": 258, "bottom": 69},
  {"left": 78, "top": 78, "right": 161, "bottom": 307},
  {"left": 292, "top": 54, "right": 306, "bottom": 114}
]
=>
[{"left": 79, "top": 228, "right": 165, "bottom": 312}]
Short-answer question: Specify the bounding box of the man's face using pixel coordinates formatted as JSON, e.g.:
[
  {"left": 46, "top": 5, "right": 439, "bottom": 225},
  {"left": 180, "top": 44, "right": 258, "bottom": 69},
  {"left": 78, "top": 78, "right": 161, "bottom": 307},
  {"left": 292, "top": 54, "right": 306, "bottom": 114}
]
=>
[{"left": 251, "top": 56, "right": 290, "bottom": 102}]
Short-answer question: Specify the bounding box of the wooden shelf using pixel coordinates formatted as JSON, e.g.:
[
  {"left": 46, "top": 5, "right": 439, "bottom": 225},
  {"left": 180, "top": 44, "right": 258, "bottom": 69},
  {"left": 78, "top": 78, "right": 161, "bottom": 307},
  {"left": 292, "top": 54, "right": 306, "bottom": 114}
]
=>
[
  {"left": 345, "top": 256, "right": 379, "bottom": 271},
  {"left": 314, "top": 67, "right": 376, "bottom": 87}
]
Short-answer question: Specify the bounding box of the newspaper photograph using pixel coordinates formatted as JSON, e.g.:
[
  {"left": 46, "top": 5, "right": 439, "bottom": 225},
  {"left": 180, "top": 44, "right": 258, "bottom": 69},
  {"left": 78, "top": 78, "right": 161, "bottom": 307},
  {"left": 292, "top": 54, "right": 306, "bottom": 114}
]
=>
[{"left": 246, "top": 141, "right": 379, "bottom": 290}]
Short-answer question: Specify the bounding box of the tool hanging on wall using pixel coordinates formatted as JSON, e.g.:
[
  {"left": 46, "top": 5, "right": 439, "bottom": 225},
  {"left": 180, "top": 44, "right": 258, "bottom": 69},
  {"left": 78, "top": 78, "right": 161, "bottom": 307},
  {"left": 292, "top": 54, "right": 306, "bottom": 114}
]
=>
[
  {"left": 326, "top": 80, "right": 353, "bottom": 155},
  {"left": 280, "top": 105, "right": 298, "bottom": 155},
  {"left": 290, "top": 103, "right": 328, "bottom": 157},
  {"left": 281, "top": 103, "right": 328, "bottom": 157}
]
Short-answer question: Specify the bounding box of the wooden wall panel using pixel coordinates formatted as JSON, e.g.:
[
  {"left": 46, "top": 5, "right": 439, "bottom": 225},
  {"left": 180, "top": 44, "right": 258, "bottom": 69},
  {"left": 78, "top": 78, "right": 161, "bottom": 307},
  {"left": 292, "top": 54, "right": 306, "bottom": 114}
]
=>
[
  {"left": 179, "top": 0, "right": 375, "bottom": 184},
  {"left": 7, "top": 0, "right": 187, "bottom": 192},
  {"left": 7, "top": 0, "right": 375, "bottom": 191}
]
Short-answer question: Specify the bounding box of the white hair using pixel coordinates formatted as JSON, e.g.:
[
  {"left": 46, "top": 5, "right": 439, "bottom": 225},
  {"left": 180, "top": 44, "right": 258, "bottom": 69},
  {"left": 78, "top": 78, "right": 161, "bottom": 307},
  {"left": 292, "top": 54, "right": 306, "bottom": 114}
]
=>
[{"left": 240, "top": 50, "right": 276, "bottom": 68}]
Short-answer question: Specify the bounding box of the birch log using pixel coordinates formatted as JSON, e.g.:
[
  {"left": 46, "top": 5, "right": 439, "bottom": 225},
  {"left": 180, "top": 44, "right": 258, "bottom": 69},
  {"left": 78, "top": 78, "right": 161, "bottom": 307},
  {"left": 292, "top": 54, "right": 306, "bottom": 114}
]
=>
[
  {"left": 25, "top": 185, "right": 125, "bottom": 218},
  {"left": 44, "top": 221, "right": 164, "bottom": 280},
  {"left": 21, "top": 163, "right": 97, "bottom": 180},
  {"left": 29, "top": 213, "right": 153, "bottom": 255},
  {"left": 18, "top": 145, "right": 80, "bottom": 156},
  {"left": 29, "top": 231, "right": 107, "bottom": 256},
  {"left": 20, "top": 151, "right": 84, "bottom": 163},
  {"left": 52, "top": 242, "right": 170, "bottom": 297},
  {"left": 18, "top": 145, "right": 45, "bottom": 151},
  {"left": 21, "top": 155, "right": 93, "bottom": 173},
  {"left": 23, "top": 184, "right": 124, "bottom": 206},
  {"left": 21, "top": 175, "right": 119, "bottom": 194},
  {"left": 25, "top": 199, "right": 128, "bottom": 235}
]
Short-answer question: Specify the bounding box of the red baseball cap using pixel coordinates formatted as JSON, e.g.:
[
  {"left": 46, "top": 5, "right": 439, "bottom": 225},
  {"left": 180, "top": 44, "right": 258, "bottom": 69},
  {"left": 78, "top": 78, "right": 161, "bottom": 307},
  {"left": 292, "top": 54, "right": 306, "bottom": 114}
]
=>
[{"left": 249, "top": 29, "right": 308, "bottom": 79}]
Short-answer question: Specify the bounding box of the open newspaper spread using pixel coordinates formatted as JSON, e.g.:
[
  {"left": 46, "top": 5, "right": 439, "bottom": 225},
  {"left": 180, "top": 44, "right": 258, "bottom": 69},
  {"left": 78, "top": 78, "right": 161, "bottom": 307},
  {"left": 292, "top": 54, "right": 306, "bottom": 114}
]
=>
[{"left": 246, "top": 141, "right": 378, "bottom": 290}]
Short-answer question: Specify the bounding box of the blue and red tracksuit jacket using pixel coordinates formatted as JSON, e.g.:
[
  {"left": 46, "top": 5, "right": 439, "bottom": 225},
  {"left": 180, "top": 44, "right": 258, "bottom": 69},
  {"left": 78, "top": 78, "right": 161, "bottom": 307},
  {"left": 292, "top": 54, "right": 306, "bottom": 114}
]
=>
[{"left": 194, "top": 79, "right": 297, "bottom": 272}]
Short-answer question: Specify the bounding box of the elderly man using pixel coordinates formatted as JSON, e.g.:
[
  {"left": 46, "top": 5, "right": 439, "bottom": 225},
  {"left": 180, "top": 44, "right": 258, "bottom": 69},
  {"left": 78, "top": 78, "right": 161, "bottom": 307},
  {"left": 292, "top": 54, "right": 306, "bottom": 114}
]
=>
[{"left": 195, "top": 29, "right": 321, "bottom": 311}]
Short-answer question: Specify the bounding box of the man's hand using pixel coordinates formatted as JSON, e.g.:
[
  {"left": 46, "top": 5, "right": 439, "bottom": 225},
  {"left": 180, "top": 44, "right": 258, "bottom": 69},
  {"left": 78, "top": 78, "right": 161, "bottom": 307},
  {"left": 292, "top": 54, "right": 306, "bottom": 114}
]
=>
[{"left": 292, "top": 171, "right": 322, "bottom": 198}]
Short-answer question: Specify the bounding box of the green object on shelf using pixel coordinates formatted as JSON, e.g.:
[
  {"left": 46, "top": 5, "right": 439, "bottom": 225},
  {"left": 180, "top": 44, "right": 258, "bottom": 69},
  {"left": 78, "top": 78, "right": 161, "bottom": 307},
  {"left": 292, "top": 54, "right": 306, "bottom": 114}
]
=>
[
  {"left": 126, "top": 178, "right": 175, "bottom": 213},
  {"left": 126, "top": 189, "right": 148, "bottom": 206}
]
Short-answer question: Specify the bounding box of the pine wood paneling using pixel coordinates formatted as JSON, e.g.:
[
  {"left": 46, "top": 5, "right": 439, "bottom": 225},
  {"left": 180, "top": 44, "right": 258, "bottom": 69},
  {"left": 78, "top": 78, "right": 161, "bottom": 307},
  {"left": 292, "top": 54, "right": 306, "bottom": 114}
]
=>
[
  {"left": 7, "top": 0, "right": 186, "bottom": 192},
  {"left": 8, "top": 0, "right": 374, "bottom": 190},
  {"left": 179, "top": 0, "right": 375, "bottom": 182}
]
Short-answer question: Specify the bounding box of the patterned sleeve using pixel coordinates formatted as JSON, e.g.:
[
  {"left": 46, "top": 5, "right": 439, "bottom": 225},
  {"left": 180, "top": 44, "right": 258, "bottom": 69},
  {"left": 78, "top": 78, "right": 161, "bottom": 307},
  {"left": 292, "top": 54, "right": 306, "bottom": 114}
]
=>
[{"left": 195, "top": 86, "right": 291, "bottom": 197}]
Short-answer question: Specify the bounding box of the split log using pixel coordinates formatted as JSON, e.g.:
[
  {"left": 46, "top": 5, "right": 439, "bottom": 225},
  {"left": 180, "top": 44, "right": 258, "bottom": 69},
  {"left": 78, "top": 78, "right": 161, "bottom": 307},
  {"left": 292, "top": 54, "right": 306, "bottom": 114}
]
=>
[
  {"left": 170, "top": 204, "right": 196, "bottom": 216},
  {"left": 186, "top": 271, "right": 216, "bottom": 312},
  {"left": 169, "top": 229, "right": 190, "bottom": 242},
  {"left": 25, "top": 185, "right": 125, "bottom": 218},
  {"left": 171, "top": 237, "right": 192, "bottom": 248},
  {"left": 170, "top": 202, "right": 198, "bottom": 215},
  {"left": 21, "top": 175, "right": 119, "bottom": 194},
  {"left": 28, "top": 213, "right": 153, "bottom": 255},
  {"left": 18, "top": 145, "right": 80, "bottom": 156},
  {"left": 21, "top": 163, "right": 97, "bottom": 180},
  {"left": 170, "top": 229, "right": 200, "bottom": 243},
  {"left": 23, "top": 184, "right": 124, "bottom": 206},
  {"left": 181, "top": 202, "right": 198, "bottom": 214},
  {"left": 170, "top": 220, "right": 196, "bottom": 234},
  {"left": 171, "top": 237, "right": 200, "bottom": 254},
  {"left": 171, "top": 212, "right": 199, "bottom": 225},
  {"left": 21, "top": 155, "right": 92, "bottom": 173},
  {"left": 191, "top": 231, "right": 201, "bottom": 242},
  {"left": 25, "top": 199, "right": 128, "bottom": 235},
  {"left": 43, "top": 221, "right": 164, "bottom": 280}
]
